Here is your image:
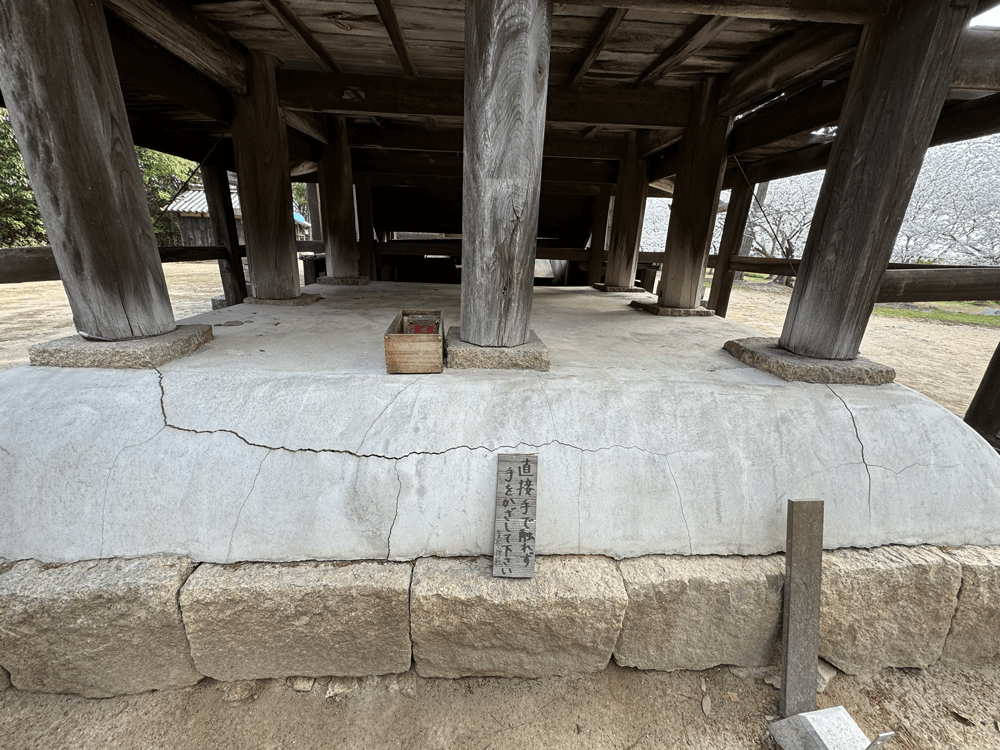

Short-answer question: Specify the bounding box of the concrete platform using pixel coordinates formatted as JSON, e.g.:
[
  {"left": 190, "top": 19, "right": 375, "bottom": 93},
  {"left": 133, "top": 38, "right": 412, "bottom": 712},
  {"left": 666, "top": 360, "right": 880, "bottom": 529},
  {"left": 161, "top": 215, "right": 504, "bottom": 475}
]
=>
[{"left": 1, "top": 282, "right": 998, "bottom": 564}]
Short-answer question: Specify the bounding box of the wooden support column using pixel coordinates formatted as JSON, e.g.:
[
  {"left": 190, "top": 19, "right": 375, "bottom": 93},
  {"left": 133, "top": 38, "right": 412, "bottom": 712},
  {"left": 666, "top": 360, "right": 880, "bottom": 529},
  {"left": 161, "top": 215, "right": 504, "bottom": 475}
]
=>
[
  {"left": 316, "top": 116, "right": 359, "bottom": 278},
  {"left": 588, "top": 185, "right": 612, "bottom": 285},
  {"left": 460, "top": 0, "right": 552, "bottom": 347},
  {"left": 232, "top": 50, "right": 299, "bottom": 300},
  {"left": 0, "top": 0, "right": 175, "bottom": 341},
  {"left": 604, "top": 133, "right": 647, "bottom": 288},
  {"left": 658, "top": 78, "right": 732, "bottom": 309},
  {"left": 306, "top": 183, "right": 321, "bottom": 241},
  {"left": 966, "top": 343, "right": 1000, "bottom": 452},
  {"left": 355, "top": 174, "right": 377, "bottom": 280},
  {"left": 779, "top": 0, "right": 976, "bottom": 360},
  {"left": 706, "top": 176, "right": 754, "bottom": 317},
  {"left": 202, "top": 162, "right": 248, "bottom": 306}
]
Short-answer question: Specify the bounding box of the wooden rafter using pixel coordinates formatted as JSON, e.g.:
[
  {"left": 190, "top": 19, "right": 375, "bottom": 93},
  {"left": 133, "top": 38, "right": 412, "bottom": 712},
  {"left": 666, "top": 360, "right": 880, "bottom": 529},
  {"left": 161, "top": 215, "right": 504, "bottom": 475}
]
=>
[
  {"left": 373, "top": 0, "right": 418, "bottom": 76},
  {"left": 633, "top": 15, "right": 734, "bottom": 87},
  {"left": 553, "top": 0, "right": 885, "bottom": 24},
  {"left": 258, "top": 0, "right": 340, "bottom": 72},
  {"left": 567, "top": 8, "right": 628, "bottom": 87}
]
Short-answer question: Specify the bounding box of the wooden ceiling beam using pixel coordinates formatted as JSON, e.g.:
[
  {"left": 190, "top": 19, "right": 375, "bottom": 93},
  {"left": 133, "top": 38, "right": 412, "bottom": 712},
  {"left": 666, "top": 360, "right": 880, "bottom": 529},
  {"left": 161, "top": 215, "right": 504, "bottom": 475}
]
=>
[
  {"left": 953, "top": 27, "right": 1000, "bottom": 91},
  {"left": 278, "top": 71, "right": 692, "bottom": 128},
  {"left": 554, "top": 0, "right": 886, "bottom": 24},
  {"left": 284, "top": 110, "right": 329, "bottom": 145},
  {"left": 727, "top": 79, "right": 846, "bottom": 155},
  {"left": 373, "top": 0, "right": 418, "bottom": 76},
  {"left": 567, "top": 8, "right": 628, "bottom": 87},
  {"left": 633, "top": 15, "right": 735, "bottom": 87},
  {"left": 259, "top": 0, "right": 340, "bottom": 72},
  {"left": 102, "top": 0, "right": 247, "bottom": 95}
]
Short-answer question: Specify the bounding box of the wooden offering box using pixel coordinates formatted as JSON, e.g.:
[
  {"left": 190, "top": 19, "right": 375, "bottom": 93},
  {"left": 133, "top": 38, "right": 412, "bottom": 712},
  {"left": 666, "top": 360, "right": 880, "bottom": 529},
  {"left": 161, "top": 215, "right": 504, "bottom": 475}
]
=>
[{"left": 384, "top": 310, "right": 444, "bottom": 374}]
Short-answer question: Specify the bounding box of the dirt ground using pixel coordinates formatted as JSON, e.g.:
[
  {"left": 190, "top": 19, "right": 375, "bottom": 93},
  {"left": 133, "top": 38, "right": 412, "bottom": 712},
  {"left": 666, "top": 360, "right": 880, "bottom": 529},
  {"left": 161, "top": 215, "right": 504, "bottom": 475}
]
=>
[{"left": 2, "top": 265, "right": 1000, "bottom": 748}]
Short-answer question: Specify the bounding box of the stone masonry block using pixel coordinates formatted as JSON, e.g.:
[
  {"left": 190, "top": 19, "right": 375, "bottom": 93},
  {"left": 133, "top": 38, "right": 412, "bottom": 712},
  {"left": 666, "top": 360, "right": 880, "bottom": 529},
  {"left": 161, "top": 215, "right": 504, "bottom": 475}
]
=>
[
  {"left": 940, "top": 546, "right": 1000, "bottom": 664},
  {"left": 179, "top": 561, "right": 412, "bottom": 681},
  {"left": 820, "top": 545, "right": 961, "bottom": 674},
  {"left": 614, "top": 554, "right": 784, "bottom": 671},
  {"left": 0, "top": 556, "right": 201, "bottom": 697},
  {"left": 410, "top": 555, "right": 627, "bottom": 678}
]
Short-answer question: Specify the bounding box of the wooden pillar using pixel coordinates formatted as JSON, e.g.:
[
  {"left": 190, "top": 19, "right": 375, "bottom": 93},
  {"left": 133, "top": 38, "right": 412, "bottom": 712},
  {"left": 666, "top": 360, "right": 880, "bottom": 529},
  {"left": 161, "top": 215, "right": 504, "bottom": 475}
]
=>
[
  {"left": 588, "top": 185, "right": 612, "bottom": 286},
  {"left": 604, "top": 133, "right": 647, "bottom": 289},
  {"left": 658, "top": 78, "right": 732, "bottom": 309},
  {"left": 231, "top": 50, "right": 299, "bottom": 300},
  {"left": 203, "top": 162, "right": 248, "bottom": 306},
  {"left": 779, "top": 0, "right": 975, "bottom": 360},
  {"left": 317, "top": 116, "right": 359, "bottom": 278},
  {"left": 460, "top": 0, "right": 552, "bottom": 347},
  {"left": 707, "top": 177, "right": 754, "bottom": 317},
  {"left": 966, "top": 342, "right": 1000, "bottom": 451},
  {"left": 0, "top": 0, "right": 175, "bottom": 341},
  {"left": 355, "top": 174, "right": 377, "bottom": 279},
  {"left": 306, "top": 183, "right": 322, "bottom": 241}
]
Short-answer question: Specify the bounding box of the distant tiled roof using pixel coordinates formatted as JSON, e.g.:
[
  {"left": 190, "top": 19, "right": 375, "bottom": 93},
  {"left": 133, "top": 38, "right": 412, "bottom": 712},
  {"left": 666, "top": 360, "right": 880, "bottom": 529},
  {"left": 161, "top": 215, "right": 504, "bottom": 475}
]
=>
[{"left": 167, "top": 187, "right": 309, "bottom": 226}]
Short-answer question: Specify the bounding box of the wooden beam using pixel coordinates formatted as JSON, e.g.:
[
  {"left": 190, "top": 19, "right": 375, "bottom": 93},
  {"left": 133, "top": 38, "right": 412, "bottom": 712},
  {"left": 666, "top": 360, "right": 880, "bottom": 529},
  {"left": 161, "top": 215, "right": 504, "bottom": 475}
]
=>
[
  {"left": 202, "top": 161, "right": 248, "bottom": 306},
  {"left": 127, "top": 116, "right": 237, "bottom": 171},
  {"left": 605, "top": 133, "right": 648, "bottom": 287},
  {"left": 932, "top": 91, "right": 1000, "bottom": 144},
  {"left": 277, "top": 71, "right": 692, "bottom": 129},
  {"left": 637, "top": 127, "right": 684, "bottom": 159},
  {"left": 284, "top": 110, "right": 329, "bottom": 145},
  {"left": 877, "top": 267, "right": 1000, "bottom": 303},
  {"left": 706, "top": 175, "right": 753, "bottom": 317},
  {"left": 634, "top": 15, "right": 734, "bottom": 87},
  {"left": 0, "top": 245, "right": 230, "bottom": 284},
  {"left": 103, "top": 0, "right": 247, "bottom": 95},
  {"left": 780, "top": 0, "right": 976, "bottom": 360},
  {"left": 306, "top": 183, "right": 322, "bottom": 241},
  {"left": 317, "top": 116, "right": 360, "bottom": 278},
  {"left": 953, "top": 27, "right": 1000, "bottom": 91},
  {"left": 965, "top": 342, "right": 1000, "bottom": 450},
  {"left": 1, "top": 0, "right": 175, "bottom": 340},
  {"left": 567, "top": 8, "right": 628, "bottom": 87},
  {"left": 377, "top": 241, "right": 589, "bottom": 262},
  {"left": 659, "top": 78, "right": 732, "bottom": 309},
  {"left": 588, "top": 186, "right": 613, "bottom": 285},
  {"left": 718, "top": 23, "right": 861, "bottom": 116},
  {"left": 373, "top": 0, "right": 418, "bottom": 77},
  {"left": 232, "top": 51, "right": 300, "bottom": 300},
  {"left": 553, "top": 0, "right": 886, "bottom": 23},
  {"left": 259, "top": 0, "right": 340, "bottom": 72},
  {"left": 461, "top": 0, "right": 551, "bottom": 347}
]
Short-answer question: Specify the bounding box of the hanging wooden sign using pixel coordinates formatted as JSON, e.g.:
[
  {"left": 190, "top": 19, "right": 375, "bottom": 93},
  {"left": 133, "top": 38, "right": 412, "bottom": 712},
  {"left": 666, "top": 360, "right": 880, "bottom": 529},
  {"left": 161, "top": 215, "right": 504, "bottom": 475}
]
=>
[{"left": 492, "top": 453, "right": 537, "bottom": 578}]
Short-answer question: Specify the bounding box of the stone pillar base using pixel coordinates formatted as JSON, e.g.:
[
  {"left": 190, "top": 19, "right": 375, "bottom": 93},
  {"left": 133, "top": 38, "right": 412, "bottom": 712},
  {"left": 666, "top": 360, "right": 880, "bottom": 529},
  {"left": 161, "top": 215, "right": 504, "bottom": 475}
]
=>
[
  {"left": 445, "top": 327, "right": 550, "bottom": 371},
  {"left": 244, "top": 294, "right": 323, "bottom": 306},
  {"left": 723, "top": 337, "right": 895, "bottom": 385},
  {"left": 28, "top": 324, "right": 213, "bottom": 369},
  {"left": 630, "top": 300, "right": 714, "bottom": 316},
  {"left": 593, "top": 283, "right": 646, "bottom": 293},
  {"left": 316, "top": 276, "right": 369, "bottom": 286}
]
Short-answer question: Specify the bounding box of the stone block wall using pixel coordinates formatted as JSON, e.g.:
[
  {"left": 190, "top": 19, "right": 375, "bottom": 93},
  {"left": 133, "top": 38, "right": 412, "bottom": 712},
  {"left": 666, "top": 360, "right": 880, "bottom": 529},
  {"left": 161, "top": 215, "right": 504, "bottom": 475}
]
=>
[{"left": 0, "top": 546, "right": 998, "bottom": 698}]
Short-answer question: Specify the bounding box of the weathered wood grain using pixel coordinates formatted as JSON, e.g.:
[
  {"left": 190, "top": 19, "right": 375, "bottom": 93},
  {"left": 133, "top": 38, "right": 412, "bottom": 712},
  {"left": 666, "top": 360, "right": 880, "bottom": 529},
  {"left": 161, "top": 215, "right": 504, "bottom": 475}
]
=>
[
  {"left": 727, "top": 79, "right": 847, "bottom": 155},
  {"left": 259, "top": 0, "right": 341, "bottom": 71},
  {"left": 567, "top": 8, "right": 628, "bottom": 86},
  {"left": 658, "top": 78, "right": 732, "bottom": 309},
  {"left": 384, "top": 310, "right": 444, "bottom": 373},
  {"left": 460, "top": 0, "right": 552, "bottom": 347},
  {"left": 306, "top": 183, "right": 322, "bottom": 241},
  {"left": 706, "top": 176, "right": 753, "bottom": 317},
  {"left": 633, "top": 15, "right": 734, "bottom": 87},
  {"left": 780, "top": 0, "right": 976, "bottom": 360},
  {"left": 232, "top": 50, "right": 300, "bottom": 299},
  {"left": 374, "top": 0, "right": 419, "bottom": 75},
  {"left": 0, "top": 246, "right": 231, "bottom": 284},
  {"left": 317, "top": 116, "right": 360, "bottom": 278},
  {"left": 103, "top": 0, "right": 248, "bottom": 95},
  {"left": 554, "top": 0, "right": 886, "bottom": 23},
  {"left": 0, "top": 0, "right": 176, "bottom": 340},
  {"left": 605, "top": 133, "right": 648, "bottom": 288},
  {"left": 202, "top": 161, "right": 248, "bottom": 306},
  {"left": 953, "top": 27, "right": 1000, "bottom": 91},
  {"left": 588, "top": 186, "right": 613, "bottom": 285}
]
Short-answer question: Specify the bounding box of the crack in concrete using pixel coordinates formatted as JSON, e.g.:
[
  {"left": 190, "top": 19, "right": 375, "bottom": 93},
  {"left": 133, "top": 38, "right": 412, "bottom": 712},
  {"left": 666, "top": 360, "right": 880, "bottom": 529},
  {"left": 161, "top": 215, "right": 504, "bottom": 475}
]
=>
[
  {"left": 827, "top": 386, "right": 873, "bottom": 524},
  {"left": 227, "top": 450, "right": 270, "bottom": 563},
  {"left": 663, "top": 454, "right": 693, "bottom": 554},
  {"left": 535, "top": 375, "right": 558, "bottom": 436},
  {"left": 357, "top": 376, "right": 425, "bottom": 454},
  {"left": 99, "top": 426, "right": 167, "bottom": 558},
  {"left": 386, "top": 462, "right": 403, "bottom": 560}
]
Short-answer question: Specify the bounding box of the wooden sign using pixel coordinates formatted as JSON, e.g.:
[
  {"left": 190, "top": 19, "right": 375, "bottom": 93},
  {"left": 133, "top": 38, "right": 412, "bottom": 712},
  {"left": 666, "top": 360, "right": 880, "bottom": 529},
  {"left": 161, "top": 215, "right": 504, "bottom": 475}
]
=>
[{"left": 492, "top": 453, "right": 537, "bottom": 578}]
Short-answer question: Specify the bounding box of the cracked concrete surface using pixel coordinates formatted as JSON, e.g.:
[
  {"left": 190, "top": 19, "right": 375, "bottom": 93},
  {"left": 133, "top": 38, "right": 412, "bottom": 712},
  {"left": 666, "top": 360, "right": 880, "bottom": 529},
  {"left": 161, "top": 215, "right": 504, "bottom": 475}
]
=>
[{"left": 2, "top": 284, "right": 1000, "bottom": 564}]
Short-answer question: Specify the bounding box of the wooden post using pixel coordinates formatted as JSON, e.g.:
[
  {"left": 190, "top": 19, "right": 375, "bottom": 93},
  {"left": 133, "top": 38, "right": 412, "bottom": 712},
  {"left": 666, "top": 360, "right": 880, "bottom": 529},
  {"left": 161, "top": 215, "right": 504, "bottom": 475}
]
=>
[
  {"left": 202, "top": 161, "right": 248, "bottom": 306},
  {"left": 604, "top": 133, "right": 647, "bottom": 289},
  {"left": 707, "top": 177, "right": 754, "bottom": 317},
  {"left": 316, "top": 116, "right": 359, "bottom": 278},
  {"left": 658, "top": 78, "right": 732, "bottom": 309},
  {"left": 460, "top": 0, "right": 552, "bottom": 347},
  {"left": 231, "top": 50, "right": 299, "bottom": 300},
  {"left": 306, "top": 183, "right": 321, "bottom": 241},
  {"left": 966, "top": 342, "right": 1000, "bottom": 451},
  {"left": 355, "top": 174, "right": 377, "bottom": 280},
  {"left": 779, "top": 0, "right": 976, "bottom": 360},
  {"left": 588, "top": 186, "right": 612, "bottom": 285},
  {"left": 0, "top": 0, "right": 175, "bottom": 341}
]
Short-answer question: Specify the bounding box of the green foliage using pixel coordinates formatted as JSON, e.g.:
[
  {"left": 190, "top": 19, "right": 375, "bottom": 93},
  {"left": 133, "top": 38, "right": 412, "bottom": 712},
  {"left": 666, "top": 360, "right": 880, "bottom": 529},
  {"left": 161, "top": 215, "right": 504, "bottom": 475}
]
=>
[
  {"left": 0, "top": 110, "right": 47, "bottom": 248},
  {"left": 133, "top": 147, "right": 196, "bottom": 247},
  {"left": 871, "top": 304, "right": 1000, "bottom": 328}
]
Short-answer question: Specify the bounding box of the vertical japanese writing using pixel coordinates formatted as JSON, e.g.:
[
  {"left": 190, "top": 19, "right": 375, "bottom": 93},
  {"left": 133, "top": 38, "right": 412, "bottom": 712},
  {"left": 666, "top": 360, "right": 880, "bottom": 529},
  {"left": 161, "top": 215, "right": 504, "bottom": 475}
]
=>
[{"left": 492, "top": 453, "right": 537, "bottom": 578}]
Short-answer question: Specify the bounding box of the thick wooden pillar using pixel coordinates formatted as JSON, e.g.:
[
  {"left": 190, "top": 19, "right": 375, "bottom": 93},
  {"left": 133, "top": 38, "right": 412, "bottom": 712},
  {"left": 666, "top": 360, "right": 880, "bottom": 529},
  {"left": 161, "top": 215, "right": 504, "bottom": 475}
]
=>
[
  {"left": 317, "top": 116, "right": 359, "bottom": 278},
  {"left": 306, "top": 183, "right": 322, "bottom": 241},
  {"left": 588, "top": 185, "right": 612, "bottom": 286},
  {"left": 966, "top": 342, "right": 1000, "bottom": 451},
  {"left": 232, "top": 50, "right": 299, "bottom": 300},
  {"left": 658, "top": 78, "right": 732, "bottom": 309},
  {"left": 707, "top": 177, "right": 754, "bottom": 317},
  {"left": 604, "top": 133, "right": 647, "bottom": 289},
  {"left": 0, "top": 0, "right": 175, "bottom": 341},
  {"left": 203, "top": 162, "right": 248, "bottom": 306},
  {"left": 779, "top": 0, "right": 975, "bottom": 360},
  {"left": 460, "top": 0, "right": 552, "bottom": 347},
  {"left": 355, "top": 174, "right": 377, "bottom": 279}
]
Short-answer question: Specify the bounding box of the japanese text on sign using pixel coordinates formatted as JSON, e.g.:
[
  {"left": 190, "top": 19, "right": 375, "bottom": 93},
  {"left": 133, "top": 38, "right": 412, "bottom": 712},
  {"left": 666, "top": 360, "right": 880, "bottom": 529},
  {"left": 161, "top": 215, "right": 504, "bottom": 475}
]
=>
[{"left": 492, "top": 454, "right": 537, "bottom": 578}]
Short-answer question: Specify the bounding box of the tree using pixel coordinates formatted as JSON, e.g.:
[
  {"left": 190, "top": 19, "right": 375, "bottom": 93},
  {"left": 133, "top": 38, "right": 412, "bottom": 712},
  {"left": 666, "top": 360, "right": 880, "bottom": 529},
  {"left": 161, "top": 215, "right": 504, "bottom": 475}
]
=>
[
  {"left": 133, "top": 147, "right": 197, "bottom": 247},
  {"left": 0, "top": 108, "right": 46, "bottom": 248}
]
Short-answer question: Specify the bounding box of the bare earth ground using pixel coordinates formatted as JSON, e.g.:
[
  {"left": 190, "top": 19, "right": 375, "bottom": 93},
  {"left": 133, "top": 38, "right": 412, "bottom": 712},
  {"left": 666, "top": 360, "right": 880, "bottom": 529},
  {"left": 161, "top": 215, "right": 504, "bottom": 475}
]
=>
[{"left": 2, "top": 264, "right": 1000, "bottom": 748}]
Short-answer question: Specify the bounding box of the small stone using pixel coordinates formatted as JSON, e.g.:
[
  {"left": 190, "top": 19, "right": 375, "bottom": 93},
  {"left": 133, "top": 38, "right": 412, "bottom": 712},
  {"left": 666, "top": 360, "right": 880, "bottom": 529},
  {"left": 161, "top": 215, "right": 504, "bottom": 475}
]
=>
[
  {"left": 219, "top": 679, "right": 266, "bottom": 702},
  {"left": 289, "top": 676, "right": 315, "bottom": 692},
  {"left": 325, "top": 677, "right": 358, "bottom": 701},
  {"left": 762, "top": 661, "right": 837, "bottom": 694},
  {"left": 728, "top": 692, "right": 739, "bottom": 703},
  {"left": 216, "top": 320, "right": 244, "bottom": 327},
  {"left": 445, "top": 327, "right": 550, "bottom": 371},
  {"left": 702, "top": 694, "right": 712, "bottom": 716},
  {"left": 722, "top": 336, "right": 895, "bottom": 385}
]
